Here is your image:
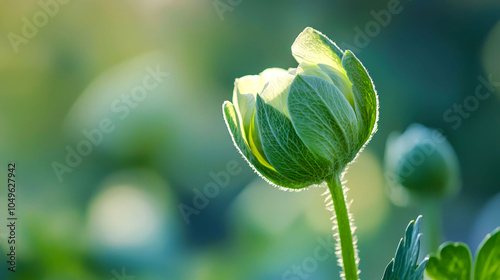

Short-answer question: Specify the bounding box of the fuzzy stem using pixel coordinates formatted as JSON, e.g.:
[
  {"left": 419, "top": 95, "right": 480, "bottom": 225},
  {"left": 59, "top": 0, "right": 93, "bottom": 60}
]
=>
[{"left": 327, "top": 175, "right": 358, "bottom": 280}]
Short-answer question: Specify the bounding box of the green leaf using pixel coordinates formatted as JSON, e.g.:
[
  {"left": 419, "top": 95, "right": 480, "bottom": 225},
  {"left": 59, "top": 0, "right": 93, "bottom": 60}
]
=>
[
  {"left": 222, "top": 101, "right": 303, "bottom": 188},
  {"left": 425, "top": 242, "right": 472, "bottom": 280},
  {"left": 287, "top": 75, "right": 358, "bottom": 170},
  {"left": 341, "top": 50, "right": 379, "bottom": 149},
  {"left": 254, "top": 95, "right": 330, "bottom": 185},
  {"left": 382, "top": 216, "right": 428, "bottom": 280},
  {"left": 474, "top": 227, "right": 500, "bottom": 280}
]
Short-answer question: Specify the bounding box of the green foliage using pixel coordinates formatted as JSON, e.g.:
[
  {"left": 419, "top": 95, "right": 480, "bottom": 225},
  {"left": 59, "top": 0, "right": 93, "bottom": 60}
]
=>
[
  {"left": 425, "top": 228, "right": 500, "bottom": 280},
  {"left": 426, "top": 242, "right": 472, "bottom": 280},
  {"left": 382, "top": 216, "right": 428, "bottom": 280},
  {"left": 474, "top": 228, "right": 500, "bottom": 280}
]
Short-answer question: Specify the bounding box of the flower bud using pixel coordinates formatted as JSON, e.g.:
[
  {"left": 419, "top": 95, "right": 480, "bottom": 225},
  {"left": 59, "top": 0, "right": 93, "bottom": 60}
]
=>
[
  {"left": 384, "top": 124, "right": 461, "bottom": 202},
  {"left": 223, "top": 27, "right": 379, "bottom": 189}
]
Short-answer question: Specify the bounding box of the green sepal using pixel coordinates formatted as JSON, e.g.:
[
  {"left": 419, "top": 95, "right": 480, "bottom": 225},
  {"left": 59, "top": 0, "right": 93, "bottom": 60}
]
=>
[
  {"left": 341, "top": 50, "right": 379, "bottom": 149},
  {"left": 222, "top": 101, "right": 303, "bottom": 188},
  {"left": 254, "top": 95, "right": 331, "bottom": 187},
  {"left": 287, "top": 75, "right": 358, "bottom": 171}
]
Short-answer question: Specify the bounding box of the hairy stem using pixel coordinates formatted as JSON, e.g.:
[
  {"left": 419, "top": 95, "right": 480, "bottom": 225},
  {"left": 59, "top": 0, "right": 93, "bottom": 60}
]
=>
[{"left": 327, "top": 175, "right": 358, "bottom": 280}]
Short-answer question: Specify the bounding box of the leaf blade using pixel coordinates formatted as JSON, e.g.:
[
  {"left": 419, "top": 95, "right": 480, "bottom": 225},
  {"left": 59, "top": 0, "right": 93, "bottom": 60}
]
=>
[
  {"left": 425, "top": 242, "right": 472, "bottom": 280},
  {"left": 382, "top": 216, "right": 428, "bottom": 280},
  {"left": 474, "top": 227, "right": 500, "bottom": 280}
]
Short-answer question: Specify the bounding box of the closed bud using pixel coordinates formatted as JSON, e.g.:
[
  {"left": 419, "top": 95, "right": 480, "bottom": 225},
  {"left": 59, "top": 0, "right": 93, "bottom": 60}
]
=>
[
  {"left": 223, "top": 27, "right": 379, "bottom": 189},
  {"left": 384, "top": 124, "right": 461, "bottom": 203}
]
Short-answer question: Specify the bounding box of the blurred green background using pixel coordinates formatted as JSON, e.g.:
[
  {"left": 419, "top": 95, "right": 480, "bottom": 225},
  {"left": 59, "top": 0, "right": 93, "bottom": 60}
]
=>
[{"left": 1, "top": 0, "right": 500, "bottom": 279}]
